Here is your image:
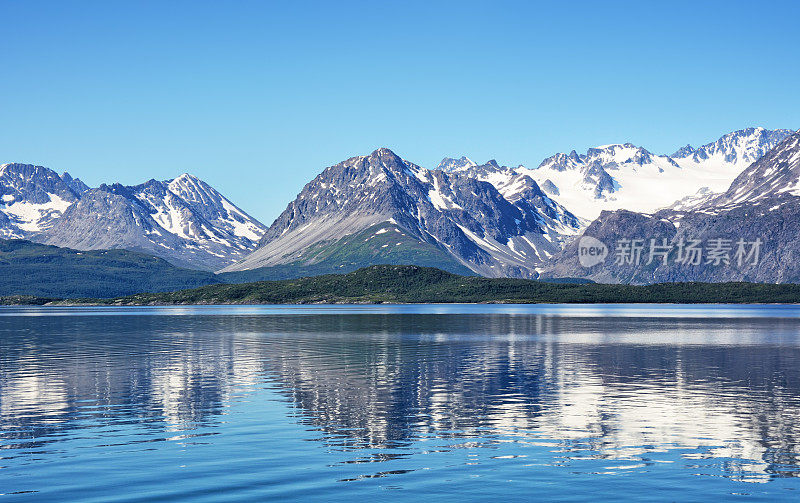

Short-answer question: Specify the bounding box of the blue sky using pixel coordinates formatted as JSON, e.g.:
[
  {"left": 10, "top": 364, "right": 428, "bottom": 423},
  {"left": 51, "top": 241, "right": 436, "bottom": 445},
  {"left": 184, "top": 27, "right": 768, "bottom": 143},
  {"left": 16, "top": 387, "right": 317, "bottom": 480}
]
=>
[{"left": 1, "top": 0, "right": 798, "bottom": 223}]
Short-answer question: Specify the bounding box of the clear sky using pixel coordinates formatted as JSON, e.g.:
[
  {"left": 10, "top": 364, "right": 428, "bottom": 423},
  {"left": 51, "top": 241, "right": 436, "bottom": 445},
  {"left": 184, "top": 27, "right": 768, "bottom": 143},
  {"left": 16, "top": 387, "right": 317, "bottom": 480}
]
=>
[{"left": 1, "top": 0, "right": 798, "bottom": 224}]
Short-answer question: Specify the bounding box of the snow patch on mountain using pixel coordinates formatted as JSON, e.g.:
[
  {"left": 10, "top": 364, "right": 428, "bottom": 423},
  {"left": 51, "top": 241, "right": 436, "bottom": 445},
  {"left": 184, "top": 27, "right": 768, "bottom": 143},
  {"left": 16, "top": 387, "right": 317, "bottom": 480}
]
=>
[{"left": 2, "top": 194, "right": 73, "bottom": 234}]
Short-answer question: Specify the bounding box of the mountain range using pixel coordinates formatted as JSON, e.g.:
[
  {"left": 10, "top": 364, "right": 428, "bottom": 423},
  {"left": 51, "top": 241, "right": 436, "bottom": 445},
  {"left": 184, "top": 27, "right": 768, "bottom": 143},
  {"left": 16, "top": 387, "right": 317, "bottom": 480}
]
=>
[
  {"left": 1, "top": 126, "right": 797, "bottom": 291},
  {"left": 224, "top": 127, "right": 794, "bottom": 280},
  {"left": 440, "top": 127, "right": 793, "bottom": 220},
  {"left": 220, "top": 148, "right": 582, "bottom": 278},
  {"left": 0, "top": 164, "right": 266, "bottom": 270},
  {"left": 542, "top": 130, "right": 800, "bottom": 283}
]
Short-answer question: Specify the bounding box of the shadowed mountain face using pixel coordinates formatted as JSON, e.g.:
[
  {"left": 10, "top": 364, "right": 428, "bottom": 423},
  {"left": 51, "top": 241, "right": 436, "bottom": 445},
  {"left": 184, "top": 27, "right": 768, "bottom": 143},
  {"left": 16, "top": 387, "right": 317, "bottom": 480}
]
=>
[
  {"left": 3, "top": 310, "right": 800, "bottom": 490},
  {"left": 541, "top": 131, "right": 800, "bottom": 284},
  {"left": 223, "top": 148, "right": 583, "bottom": 278}
]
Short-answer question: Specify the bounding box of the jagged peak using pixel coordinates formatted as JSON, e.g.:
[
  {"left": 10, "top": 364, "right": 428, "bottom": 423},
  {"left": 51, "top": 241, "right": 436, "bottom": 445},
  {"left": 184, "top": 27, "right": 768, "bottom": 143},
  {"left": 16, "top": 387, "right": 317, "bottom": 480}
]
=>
[
  {"left": 168, "top": 172, "right": 212, "bottom": 193},
  {"left": 370, "top": 147, "right": 402, "bottom": 159},
  {"left": 671, "top": 144, "right": 695, "bottom": 158},
  {"left": 0, "top": 162, "right": 56, "bottom": 174},
  {"left": 171, "top": 172, "right": 201, "bottom": 183},
  {"left": 437, "top": 156, "right": 478, "bottom": 172},
  {"left": 680, "top": 127, "right": 793, "bottom": 155},
  {"left": 333, "top": 148, "right": 406, "bottom": 171}
]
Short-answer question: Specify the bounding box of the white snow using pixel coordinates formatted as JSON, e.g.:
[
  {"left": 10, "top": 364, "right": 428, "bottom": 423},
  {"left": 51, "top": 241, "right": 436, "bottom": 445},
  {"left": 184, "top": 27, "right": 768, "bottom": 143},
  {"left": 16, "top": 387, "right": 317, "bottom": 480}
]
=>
[
  {"left": 448, "top": 129, "right": 793, "bottom": 222},
  {"left": 427, "top": 176, "right": 463, "bottom": 211},
  {"left": 148, "top": 197, "right": 193, "bottom": 240},
  {"left": 456, "top": 224, "right": 503, "bottom": 253},
  {"left": 219, "top": 198, "right": 263, "bottom": 241},
  {"left": 1, "top": 193, "right": 72, "bottom": 232}
]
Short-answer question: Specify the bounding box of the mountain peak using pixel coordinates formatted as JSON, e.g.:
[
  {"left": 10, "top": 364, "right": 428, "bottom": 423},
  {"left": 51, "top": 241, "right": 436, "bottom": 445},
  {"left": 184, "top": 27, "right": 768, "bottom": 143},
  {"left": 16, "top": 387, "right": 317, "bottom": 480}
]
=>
[
  {"left": 172, "top": 172, "right": 200, "bottom": 183},
  {"left": 671, "top": 144, "right": 695, "bottom": 158},
  {"left": 362, "top": 148, "right": 407, "bottom": 169},
  {"left": 718, "top": 130, "right": 800, "bottom": 203},
  {"left": 438, "top": 156, "right": 478, "bottom": 172},
  {"left": 167, "top": 173, "right": 208, "bottom": 194},
  {"left": 370, "top": 147, "right": 400, "bottom": 158}
]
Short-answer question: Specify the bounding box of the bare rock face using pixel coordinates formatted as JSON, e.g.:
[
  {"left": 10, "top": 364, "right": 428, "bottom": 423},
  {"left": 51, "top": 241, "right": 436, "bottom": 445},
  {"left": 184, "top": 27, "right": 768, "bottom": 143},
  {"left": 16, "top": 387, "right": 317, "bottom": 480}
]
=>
[
  {"left": 225, "top": 148, "right": 584, "bottom": 278},
  {"left": 541, "top": 131, "right": 800, "bottom": 284}
]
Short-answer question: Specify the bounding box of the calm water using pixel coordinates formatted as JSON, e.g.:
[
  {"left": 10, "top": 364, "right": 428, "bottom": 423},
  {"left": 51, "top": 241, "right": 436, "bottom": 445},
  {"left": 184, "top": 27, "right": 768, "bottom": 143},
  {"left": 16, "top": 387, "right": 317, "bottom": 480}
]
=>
[{"left": 2, "top": 305, "right": 800, "bottom": 501}]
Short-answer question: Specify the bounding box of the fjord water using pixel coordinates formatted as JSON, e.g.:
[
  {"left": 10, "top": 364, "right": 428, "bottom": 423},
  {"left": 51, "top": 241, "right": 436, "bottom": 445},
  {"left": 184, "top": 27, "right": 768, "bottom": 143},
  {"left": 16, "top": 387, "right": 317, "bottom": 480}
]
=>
[{"left": 2, "top": 306, "right": 800, "bottom": 501}]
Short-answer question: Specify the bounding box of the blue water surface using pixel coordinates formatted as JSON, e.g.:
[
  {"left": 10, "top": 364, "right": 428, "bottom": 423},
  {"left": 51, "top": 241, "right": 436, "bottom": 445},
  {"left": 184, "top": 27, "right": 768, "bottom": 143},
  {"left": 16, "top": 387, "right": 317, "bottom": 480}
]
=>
[{"left": 1, "top": 304, "right": 800, "bottom": 501}]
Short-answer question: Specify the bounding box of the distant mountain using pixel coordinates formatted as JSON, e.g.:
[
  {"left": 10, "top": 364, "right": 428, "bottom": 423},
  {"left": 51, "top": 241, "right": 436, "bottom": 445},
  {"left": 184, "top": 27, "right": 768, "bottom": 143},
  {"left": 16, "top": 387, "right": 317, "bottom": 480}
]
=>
[
  {"left": 540, "top": 130, "right": 800, "bottom": 284},
  {"left": 437, "top": 156, "right": 478, "bottom": 172},
  {"left": 0, "top": 238, "right": 218, "bottom": 298},
  {"left": 670, "top": 127, "right": 792, "bottom": 169},
  {"left": 4, "top": 126, "right": 791, "bottom": 280},
  {"left": 223, "top": 148, "right": 583, "bottom": 278},
  {"left": 39, "top": 174, "right": 266, "bottom": 270},
  {"left": 443, "top": 127, "right": 793, "bottom": 220},
  {"left": 0, "top": 162, "right": 266, "bottom": 270}
]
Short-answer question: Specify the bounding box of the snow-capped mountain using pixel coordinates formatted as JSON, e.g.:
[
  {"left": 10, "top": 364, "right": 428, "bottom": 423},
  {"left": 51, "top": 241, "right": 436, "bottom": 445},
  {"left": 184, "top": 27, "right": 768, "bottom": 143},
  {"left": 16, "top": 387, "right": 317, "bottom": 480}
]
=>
[
  {"left": 437, "top": 156, "right": 478, "bottom": 172},
  {"left": 39, "top": 174, "right": 266, "bottom": 270},
  {"left": 0, "top": 163, "right": 89, "bottom": 237},
  {"left": 710, "top": 132, "right": 800, "bottom": 206},
  {"left": 138, "top": 174, "right": 264, "bottom": 245},
  {"left": 437, "top": 158, "right": 587, "bottom": 227},
  {"left": 0, "top": 163, "right": 266, "bottom": 270},
  {"left": 223, "top": 148, "right": 583, "bottom": 278},
  {"left": 540, "top": 130, "right": 800, "bottom": 284},
  {"left": 444, "top": 128, "right": 793, "bottom": 221},
  {"left": 4, "top": 126, "right": 792, "bottom": 279},
  {"left": 670, "top": 127, "right": 792, "bottom": 171}
]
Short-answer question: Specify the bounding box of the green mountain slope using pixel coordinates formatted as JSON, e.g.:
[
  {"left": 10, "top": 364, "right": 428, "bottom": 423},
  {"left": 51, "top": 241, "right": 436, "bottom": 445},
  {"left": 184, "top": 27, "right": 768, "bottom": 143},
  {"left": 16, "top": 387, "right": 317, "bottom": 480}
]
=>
[
  {"left": 100, "top": 265, "right": 800, "bottom": 305},
  {"left": 219, "top": 223, "right": 475, "bottom": 282},
  {"left": 0, "top": 239, "right": 219, "bottom": 298}
]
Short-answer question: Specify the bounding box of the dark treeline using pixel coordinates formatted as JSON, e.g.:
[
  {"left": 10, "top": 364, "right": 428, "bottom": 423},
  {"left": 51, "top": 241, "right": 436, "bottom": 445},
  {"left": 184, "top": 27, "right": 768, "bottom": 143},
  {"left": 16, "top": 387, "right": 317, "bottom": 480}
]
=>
[{"left": 30, "top": 264, "right": 800, "bottom": 306}]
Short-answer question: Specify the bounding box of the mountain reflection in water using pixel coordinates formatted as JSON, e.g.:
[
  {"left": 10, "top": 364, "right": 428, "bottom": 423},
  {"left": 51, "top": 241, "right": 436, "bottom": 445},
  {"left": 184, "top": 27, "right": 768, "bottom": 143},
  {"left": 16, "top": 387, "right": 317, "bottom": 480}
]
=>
[{"left": 1, "top": 307, "right": 800, "bottom": 501}]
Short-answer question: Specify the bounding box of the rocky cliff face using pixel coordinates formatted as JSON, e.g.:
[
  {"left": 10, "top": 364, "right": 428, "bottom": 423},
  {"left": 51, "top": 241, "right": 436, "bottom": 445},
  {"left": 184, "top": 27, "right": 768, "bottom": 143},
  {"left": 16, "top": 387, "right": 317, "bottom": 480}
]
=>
[{"left": 224, "top": 148, "right": 584, "bottom": 278}]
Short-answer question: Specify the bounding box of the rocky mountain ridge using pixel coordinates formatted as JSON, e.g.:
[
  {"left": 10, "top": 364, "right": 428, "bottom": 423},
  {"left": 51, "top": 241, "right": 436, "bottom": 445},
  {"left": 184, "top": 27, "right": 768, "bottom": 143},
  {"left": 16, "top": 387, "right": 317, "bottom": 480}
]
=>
[
  {"left": 540, "top": 130, "right": 800, "bottom": 284},
  {"left": 441, "top": 127, "right": 793, "bottom": 220},
  {"left": 223, "top": 148, "right": 583, "bottom": 278},
  {"left": 0, "top": 163, "right": 266, "bottom": 270}
]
